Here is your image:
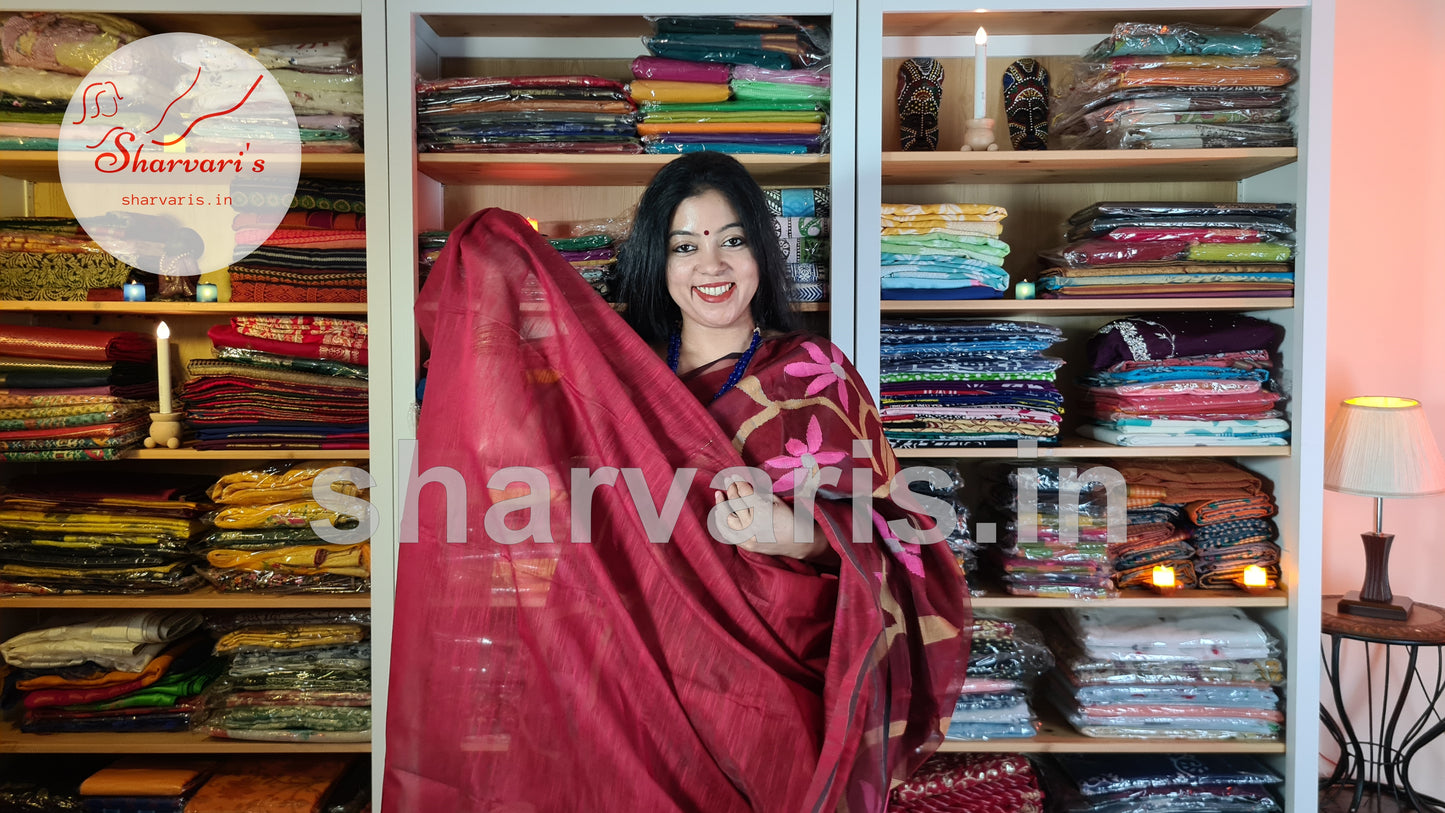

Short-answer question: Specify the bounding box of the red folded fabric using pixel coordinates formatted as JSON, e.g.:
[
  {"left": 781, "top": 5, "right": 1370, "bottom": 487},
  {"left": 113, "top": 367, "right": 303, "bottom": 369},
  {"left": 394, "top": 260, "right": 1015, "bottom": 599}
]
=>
[{"left": 0, "top": 325, "right": 154, "bottom": 362}]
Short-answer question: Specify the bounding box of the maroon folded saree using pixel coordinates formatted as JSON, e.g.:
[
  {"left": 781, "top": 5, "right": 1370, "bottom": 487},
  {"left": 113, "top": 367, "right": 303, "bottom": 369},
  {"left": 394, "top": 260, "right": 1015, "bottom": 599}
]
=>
[
  {"left": 384, "top": 209, "right": 970, "bottom": 811},
  {"left": 0, "top": 325, "right": 154, "bottom": 362}
]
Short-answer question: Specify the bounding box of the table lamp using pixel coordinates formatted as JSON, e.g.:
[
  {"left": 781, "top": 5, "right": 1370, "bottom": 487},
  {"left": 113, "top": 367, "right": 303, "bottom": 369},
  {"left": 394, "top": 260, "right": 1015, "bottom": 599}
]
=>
[{"left": 1324, "top": 396, "right": 1445, "bottom": 620}]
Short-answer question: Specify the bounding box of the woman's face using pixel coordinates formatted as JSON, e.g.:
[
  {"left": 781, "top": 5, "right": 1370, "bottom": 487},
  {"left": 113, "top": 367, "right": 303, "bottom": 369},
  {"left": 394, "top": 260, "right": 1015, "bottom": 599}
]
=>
[{"left": 665, "top": 189, "right": 760, "bottom": 334}]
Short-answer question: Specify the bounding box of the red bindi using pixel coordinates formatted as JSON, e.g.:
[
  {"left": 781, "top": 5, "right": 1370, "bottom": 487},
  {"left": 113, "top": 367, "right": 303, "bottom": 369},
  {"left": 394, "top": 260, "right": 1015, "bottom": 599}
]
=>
[{"left": 703, "top": 230, "right": 709, "bottom": 235}]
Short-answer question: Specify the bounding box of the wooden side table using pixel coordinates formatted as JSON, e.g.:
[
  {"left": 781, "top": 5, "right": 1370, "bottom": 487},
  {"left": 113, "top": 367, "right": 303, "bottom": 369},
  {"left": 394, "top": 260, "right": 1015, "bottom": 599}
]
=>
[{"left": 1320, "top": 596, "right": 1445, "bottom": 812}]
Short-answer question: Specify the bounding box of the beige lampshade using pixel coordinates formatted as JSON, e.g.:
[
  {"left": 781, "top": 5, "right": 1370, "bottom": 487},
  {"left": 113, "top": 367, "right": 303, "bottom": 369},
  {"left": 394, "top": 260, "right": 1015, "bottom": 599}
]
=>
[{"left": 1324, "top": 396, "right": 1445, "bottom": 497}]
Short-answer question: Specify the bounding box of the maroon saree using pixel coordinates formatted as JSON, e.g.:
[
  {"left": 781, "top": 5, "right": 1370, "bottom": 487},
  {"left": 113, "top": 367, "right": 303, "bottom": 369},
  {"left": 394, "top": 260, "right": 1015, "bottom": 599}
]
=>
[{"left": 384, "top": 209, "right": 969, "bottom": 811}]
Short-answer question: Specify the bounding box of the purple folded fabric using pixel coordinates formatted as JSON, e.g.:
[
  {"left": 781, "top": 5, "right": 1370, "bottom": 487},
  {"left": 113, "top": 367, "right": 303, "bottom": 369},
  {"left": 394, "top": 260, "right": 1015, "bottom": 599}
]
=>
[
  {"left": 630, "top": 56, "right": 731, "bottom": 84},
  {"left": 1086, "top": 312, "right": 1284, "bottom": 369}
]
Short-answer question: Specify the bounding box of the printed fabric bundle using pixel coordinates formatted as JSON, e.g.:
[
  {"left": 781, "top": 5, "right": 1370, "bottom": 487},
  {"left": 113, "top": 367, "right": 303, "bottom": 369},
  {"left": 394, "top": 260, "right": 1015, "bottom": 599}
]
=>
[
  {"left": 1052, "top": 21, "right": 1299, "bottom": 149},
  {"left": 630, "top": 18, "right": 831, "bottom": 155},
  {"left": 201, "top": 610, "right": 371, "bottom": 743},
  {"left": 880, "top": 318, "right": 1064, "bottom": 448},
  {"left": 881, "top": 203, "right": 1010, "bottom": 300},
  {"left": 1038, "top": 202, "right": 1296, "bottom": 299},
  {"left": 178, "top": 317, "right": 369, "bottom": 450},
  {"left": 1047, "top": 754, "right": 1283, "bottom": 812},
  {"left": 416, "top": 75, "right": 641, "bottom": 153},
  {"left": 1076, "top": 311, "right": 1288, "bottom": 447},
  {"left": 948, "top": 616, "right": 1053, "bottom": 740},
  {"left": 228, "top": 179, "right": 367, "bottom": 303},
  {"left": 0, "top": 471, "right": 212, "bottom": 595},
  {"left": 1046, "top": 607, "right": 1285, "bottom": 741},
  {"left": 890, "top": 753, "right": 1044, "bottom": 813},
  {"left": 982, "top": 464, "right": 1118, "bottom": 598},
  {"left": 771, "top": 187, "right": 831, "bottom": 301},
  {"left": 195, "top": 461, "right": 371, "bottom": 594},
  {"left": 0, "top": 217, "right": 132, "bottom": 300}
]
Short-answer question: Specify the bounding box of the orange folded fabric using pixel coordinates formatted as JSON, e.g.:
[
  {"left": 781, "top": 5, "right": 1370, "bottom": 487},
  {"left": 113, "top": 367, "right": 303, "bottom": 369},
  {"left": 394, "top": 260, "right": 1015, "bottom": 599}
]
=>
[
  {"left": 184, "top": 756, "right": 352, "bottom": 813},
  {"left": 20, "top": 636, "right": 199, "bottom": 698},
  {"left": 628, "top": 80, "right": 731, "bottom": 103},
  {"left": 81, "top": 756, "right": 220, "bottom": 797}
]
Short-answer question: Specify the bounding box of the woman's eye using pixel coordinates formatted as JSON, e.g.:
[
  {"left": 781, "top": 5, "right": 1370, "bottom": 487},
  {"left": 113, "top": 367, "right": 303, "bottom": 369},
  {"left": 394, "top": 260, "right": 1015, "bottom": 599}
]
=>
[
  {"left": 723, "top": 235, "right": 747, "bottom": 248},
  {"left": 670, "top": 243, "right": 695, "bottom": 255}
]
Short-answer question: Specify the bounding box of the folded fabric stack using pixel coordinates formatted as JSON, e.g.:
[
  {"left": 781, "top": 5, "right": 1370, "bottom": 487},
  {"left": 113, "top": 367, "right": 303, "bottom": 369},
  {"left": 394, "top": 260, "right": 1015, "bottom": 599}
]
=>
[
  {"left": 0, "top": 217, "right": 133, "bottom": 300},
  {"left": 1078, "top": 312, "right": 1288, "bottom": 446},
  {"left": 880, "top": 204, "right": 1010, "bottom": 300},
  {"left": 416, "top": 75, "right": 640, "bottom": 153},
  {"left": 228, "top": 179, "right": 367, "bottom": 303},
  {"left": 202, "top": 610, "right": 371, "bottom": 743},
  {"left": 985, "top": 465, "right": 1117, "bottom": 598},
  {"left": 196, "top": 461, "right": 371, "bottom": 594},
  {"left": 245, "top": 38, "right": 363, "bottom": 152},
  {"left": 548, "top": 235, "right": 620, "bottom": 302},
  {"left": 632, "top": 17, "right": 830, "bottom": 155},
  {"left": 183, "top": 756, "right": 360, "bottom": 812},
  {"left": 0, "top": 472, "right": 211, "bottom": 595},
  {"left": 950, "top": 616, "right": 1053, "bottom": 740},
  {"left": 1049, "top": 607, "right": 1284, "bottom": 740},
  {"left": 0, "top": 324, "right": 157, "bottom": 461},
  {"left": 911, "top": 463, "right": 982, "bottom": 595},
  {"left": 1038, "top": 202, "right": 1296, "bottom": 298},
  {"left": 890, "top": 753, "right": 1044, "bottom": 813},
  {"left": 0, "top": 611, "right": 222, "bottom": 734},
  {"left": 1052, "top": 21, "right": 1298, "bottom": 149},
  {"left": 79, "top": 757, "right": 219, "bottom": 813},
  {"left": 769, "top": 188, "right": 830, "bottom": 302},
  {"left": 1111, "top": 458, "right": 1281, "bottom": 589},
  {"left": 0, "top": 12, "right": 147, "bottom": 151},
  {"left": 180, "top": 316, "right": 368, "bottom": 449},
  {"left": 879, "top": 319, "right": 1064, "bottom": 448},
  {"left": 1048, "top": 754, "right": 1284, "bottom": 812}
]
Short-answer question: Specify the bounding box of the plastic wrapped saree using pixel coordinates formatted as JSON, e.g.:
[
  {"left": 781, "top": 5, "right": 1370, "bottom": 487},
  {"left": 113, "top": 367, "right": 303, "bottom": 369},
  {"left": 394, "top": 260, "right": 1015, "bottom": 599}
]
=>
[{"left": 384, "top": 208, "right": 970, "bottom": 811}]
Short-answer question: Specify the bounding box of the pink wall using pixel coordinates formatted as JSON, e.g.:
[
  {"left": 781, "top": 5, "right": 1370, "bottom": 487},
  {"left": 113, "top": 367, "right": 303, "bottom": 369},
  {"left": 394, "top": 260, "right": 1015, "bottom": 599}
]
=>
[{"left": 1324, "top": 0, "right": 1445, "bottom": 790}]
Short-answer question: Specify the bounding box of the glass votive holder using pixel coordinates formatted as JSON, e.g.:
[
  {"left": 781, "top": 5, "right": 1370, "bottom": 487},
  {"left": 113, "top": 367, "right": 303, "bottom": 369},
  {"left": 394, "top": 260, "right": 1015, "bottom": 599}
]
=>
[
  {"left": 195, "top": 283, "right": 219, "bottom": 303},
  {"left": 1014, "top": 280, "right": 1036, "bottom": 300},
  {"left": 123, "top": 283, "right": 146, "bottom": 302}
]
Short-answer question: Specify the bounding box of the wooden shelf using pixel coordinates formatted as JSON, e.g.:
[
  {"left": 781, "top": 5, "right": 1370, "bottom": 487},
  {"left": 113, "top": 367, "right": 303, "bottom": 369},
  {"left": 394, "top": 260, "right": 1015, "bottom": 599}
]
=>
[
  {"left": 970, "top": 587, "right": 1288, "bottom": 609},
  {"left": 0, "top": 302, "right": 367, "bottom": 316},
  {"left": 418, "top": 153, "right": 831, "bottom": 187},
  {"left": 880, "top": 148, "right": 1296, "bottom": 185},
  {"left": 883, "top": 9, "right": 1279, "bottom": 38},
  {"left": 0, "top": 153, "right": 364, "bottom": 184},
  {"left": 0, "top": 723, "right": 370, "bottom": 754},
  {"left": 893, "top": 440, "right": 1290, "bottom": 459},
  {"left": 0, "top": 587, "right": 371, "bottom": 609},
  {"left": 120, "top": 449, "right": 369, "bottom": 461},
  {"left": 881, "top": 298, "right": 1293, "bottom": 315},
  {"left": 937, "top": 708, "right": 1285, "bottom": 755}
]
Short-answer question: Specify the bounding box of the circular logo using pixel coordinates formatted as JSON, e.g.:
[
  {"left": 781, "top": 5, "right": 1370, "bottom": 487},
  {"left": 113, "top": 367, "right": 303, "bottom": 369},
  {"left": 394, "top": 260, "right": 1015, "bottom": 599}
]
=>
[{"left": 58, "top": 33, "right": 301, "bottom": 277}]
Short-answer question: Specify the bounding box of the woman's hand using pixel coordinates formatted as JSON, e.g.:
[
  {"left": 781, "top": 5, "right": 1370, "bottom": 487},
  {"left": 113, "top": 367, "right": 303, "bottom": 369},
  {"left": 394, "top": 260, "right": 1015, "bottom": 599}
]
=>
[{"left": 715, "top": 478, "right": 831, "bottom": 561}]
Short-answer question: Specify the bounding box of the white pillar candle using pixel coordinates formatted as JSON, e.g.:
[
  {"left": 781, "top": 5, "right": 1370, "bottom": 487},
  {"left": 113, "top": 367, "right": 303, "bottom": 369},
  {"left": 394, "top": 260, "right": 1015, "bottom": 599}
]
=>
[
  {"left": 974, "top": 27, "right": 988, "bottom": 119},
  {"left": 156, "top": 321, "right": 172, "bottom": 414}
]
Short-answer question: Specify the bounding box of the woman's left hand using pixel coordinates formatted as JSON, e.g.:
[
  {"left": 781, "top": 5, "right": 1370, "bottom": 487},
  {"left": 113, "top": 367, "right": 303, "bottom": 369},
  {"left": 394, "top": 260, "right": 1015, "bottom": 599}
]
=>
[{"left": 715, "top": 479, "right": 831, "bottom": 561}]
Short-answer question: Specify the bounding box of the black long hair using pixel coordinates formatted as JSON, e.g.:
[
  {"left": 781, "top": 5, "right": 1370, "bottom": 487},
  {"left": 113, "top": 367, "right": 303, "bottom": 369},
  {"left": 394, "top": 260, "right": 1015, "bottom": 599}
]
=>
[{"left": 617, "top": 152, "right": 799, "bottom": 343}]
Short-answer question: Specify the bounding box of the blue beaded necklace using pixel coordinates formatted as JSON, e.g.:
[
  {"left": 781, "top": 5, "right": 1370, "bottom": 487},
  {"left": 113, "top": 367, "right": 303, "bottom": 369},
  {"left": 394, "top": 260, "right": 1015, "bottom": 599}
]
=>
[{"left": 668, "top": 326, "right": 762, "bottom": 403}]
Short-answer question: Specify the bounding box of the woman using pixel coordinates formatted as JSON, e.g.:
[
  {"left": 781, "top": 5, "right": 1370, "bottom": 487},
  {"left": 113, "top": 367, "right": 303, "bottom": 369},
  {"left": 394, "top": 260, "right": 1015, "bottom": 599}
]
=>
[{"left": 386, "top": 153, "right": 969, "bottom": 812}]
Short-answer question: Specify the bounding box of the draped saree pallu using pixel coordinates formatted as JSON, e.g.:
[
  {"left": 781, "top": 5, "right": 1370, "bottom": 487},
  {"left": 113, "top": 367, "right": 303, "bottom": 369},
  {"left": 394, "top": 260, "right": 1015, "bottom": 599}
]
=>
[{"left": 385, "top": 209, "right": 970, "bottom": 812}]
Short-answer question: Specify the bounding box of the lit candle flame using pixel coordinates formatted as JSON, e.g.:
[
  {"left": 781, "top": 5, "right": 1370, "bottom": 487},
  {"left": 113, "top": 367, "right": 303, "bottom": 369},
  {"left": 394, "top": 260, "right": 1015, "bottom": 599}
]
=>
[
  {"left": 1242, "top": 565, "right": 1268, "bottom": 588},
  {"left": 157, "top": 321, "right": 170, "bottom": 340},
  {"left": 1151, "top": 565, "right": 1176, "bottom": 588},
  {"left": 975, "top": 27, "right": 987, "bottom": 44}
]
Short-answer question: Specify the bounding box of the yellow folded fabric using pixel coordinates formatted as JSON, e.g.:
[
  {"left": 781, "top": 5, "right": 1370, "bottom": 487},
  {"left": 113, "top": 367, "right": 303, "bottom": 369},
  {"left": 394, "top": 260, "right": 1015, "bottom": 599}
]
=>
[
  {"left": 880, "top": 203, "right": 1008, "bottom": 220},
  {"left": 207, "top": 460, "right": 367, "bottom": 505},
  {"left": 213, "top": 624, "right": 366, "bottom": 653},
  {"left": 881, "top": 223, "right": 1004, "bottom": 238},
  {"left": 628, "top": 80, "right": 731, "bottom": 104},
  {"left": 206, "top": 544, "right": 370, "bottom": 577}
]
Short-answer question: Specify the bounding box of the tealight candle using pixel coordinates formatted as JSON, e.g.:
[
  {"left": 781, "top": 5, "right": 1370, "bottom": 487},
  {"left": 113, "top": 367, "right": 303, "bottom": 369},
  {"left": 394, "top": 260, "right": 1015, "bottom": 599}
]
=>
[
  {"left": 196, "top": 283, "right": 219, "bottom": 303},
  {"left": 1015, "top": 280, "right": 1036, "bottom": 300},
  {"left": 123, "top": 283, "right": 146, "bottom": 302},
  {"left": 1149, "top": 565, "right": 1178, "bottom": 595},
  {"left": 526, "top": 217, "right": 540, "bottom": 232},
  {"left": 1242, "top": 565, "right": 1268, "bottom": 588}
]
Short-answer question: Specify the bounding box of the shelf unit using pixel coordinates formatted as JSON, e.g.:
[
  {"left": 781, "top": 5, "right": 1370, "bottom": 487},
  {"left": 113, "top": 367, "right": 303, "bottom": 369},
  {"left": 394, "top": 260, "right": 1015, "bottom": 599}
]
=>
[
  {"left": 856, "top": 2, "right": 1331, "bottom": 810},
  {"left": 0, "top": 0, "right": 394, "bottom": 796}
]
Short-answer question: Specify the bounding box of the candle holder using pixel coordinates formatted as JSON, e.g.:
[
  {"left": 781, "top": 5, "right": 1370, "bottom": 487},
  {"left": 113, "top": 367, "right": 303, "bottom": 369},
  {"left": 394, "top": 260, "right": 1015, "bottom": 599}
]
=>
[
  {"left": 1234, "top": 576, "right": 1278, "bottom": 596},
  {"left": 1147, "top": 581, "right": 1179, "bottom": 597},
  {"left": 144, "top": 411, "right": 185, "bottom": 450},
  {"left": 961, "top": 118, "right": 998, "bottom": 152}
]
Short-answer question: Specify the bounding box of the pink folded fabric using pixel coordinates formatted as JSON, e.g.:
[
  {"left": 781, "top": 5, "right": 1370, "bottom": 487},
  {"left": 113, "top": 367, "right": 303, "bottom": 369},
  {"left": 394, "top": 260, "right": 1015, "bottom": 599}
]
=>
[{"left": 630, "top": 55, "right": 730, "bottom": 84}]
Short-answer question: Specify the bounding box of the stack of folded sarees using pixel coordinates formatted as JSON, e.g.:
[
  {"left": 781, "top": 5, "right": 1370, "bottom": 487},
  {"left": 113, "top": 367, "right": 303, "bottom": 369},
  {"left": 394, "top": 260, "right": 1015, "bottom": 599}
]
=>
[
  {"left": 948, "top": 616, "right": 1053, "bottom": 740},
  {"left": 880, "top": 204, "right": 1010, "bottom": 300},
  {"left": 179, "top": 316, "right": 368, "bottom": 450},
  {"left": 0, "top": 611, "right": 222, "bottom": 734},
  {"left": 416, "top": 74, "right": 640, "bottom": 153},
  {"left": 202, "top": 610, "right": 371, "bottom": 743},
  {"left": 1047, "top": 607, "right": 1285, "bottom": 741},
  {"left": 0, "top": 472, "right": 212, "bottom": 595},
  {"left": 890, "top": 753, "right": 1045, "bottom": 813},
  {"left": 1110, "top": 458, "right": 1281, "bottom": 590},
  {"left": 0, "top": 217, "right": 132, "bottom": 300},
  {"left": 984, "top": 465, "right": 1117, "bottom": 599},
  {"left": 1038, "top": 202, "right": 1295, "bottom": 298},
  {"left": 1078, "top": 312, "right": 1288, "bottom": 446},
  {"left": 1052, "top": 21, "right": 1298, "bottom": 149},
  {"left": 770, "top": 188, "right": 830, "bottom": 302},
  {"left": 0, "top": 324, "right": 156, "bottom": 461},
  {"left": 196, "top": 461, "right": 370, "bottom": 594},
  {"left": 78, "top": 756, "right": 220, "bottom": 812},
  {"left": 631, "top": 16, "right": 830, "bottom": 155},
  {"left": 1048, "top": 754, "right": 1284, "bottom": 812},
  {"left": 228, "top": 179, "right": 367, "bottom": 303}
]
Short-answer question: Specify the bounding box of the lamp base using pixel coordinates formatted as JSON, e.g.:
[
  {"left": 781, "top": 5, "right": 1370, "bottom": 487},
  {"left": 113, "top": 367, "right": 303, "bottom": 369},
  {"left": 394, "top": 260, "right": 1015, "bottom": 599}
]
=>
[{"left": 1339, "top": 590, "right": 1413, "bottom": 621}]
